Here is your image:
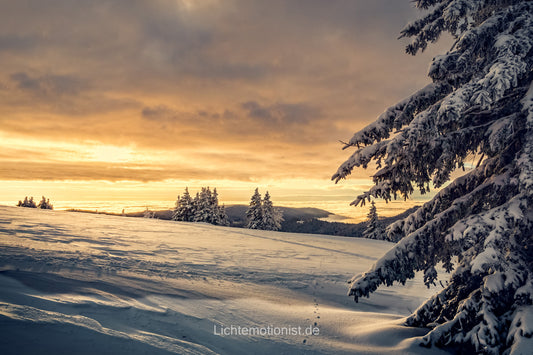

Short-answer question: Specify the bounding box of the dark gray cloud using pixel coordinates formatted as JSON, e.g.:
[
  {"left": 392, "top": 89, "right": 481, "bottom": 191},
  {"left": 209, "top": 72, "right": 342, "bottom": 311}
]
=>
[
  {"left": 141, "top": 105, "right": 180, "bottom": 121},
  {"left": 10, "top": 72, "right": 86, "bottom": 96},
  {"left": 241, "top": 101, "right": 319, "bottom": 125},
  {"left": 139, "top": 100, "right": 335, "bottom": 148},
  {"left": 0, "top": 34, "right": 39, "bottom": 52}
]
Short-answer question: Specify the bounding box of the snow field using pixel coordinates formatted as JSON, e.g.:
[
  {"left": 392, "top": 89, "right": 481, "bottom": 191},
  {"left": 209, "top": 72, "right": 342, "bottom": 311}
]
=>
[{"left": 0, "top": 206, "right": 449, "bottom": 354}]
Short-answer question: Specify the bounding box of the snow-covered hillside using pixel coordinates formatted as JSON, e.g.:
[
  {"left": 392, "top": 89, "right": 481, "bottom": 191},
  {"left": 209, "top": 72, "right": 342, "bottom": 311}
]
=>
[{"left": 0, "top": 206, "right": 449, "bottom": 354}]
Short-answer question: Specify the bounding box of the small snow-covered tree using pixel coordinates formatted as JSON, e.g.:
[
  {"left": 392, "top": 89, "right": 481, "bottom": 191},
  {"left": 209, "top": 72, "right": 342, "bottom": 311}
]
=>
[
  {"left": 191, "top": 192, "right": 201, "bottom": 220},
  {"left": 18, "top": 196, "right": 37, "bottom": 208},
  {"left": 262, "top": 191, "right": 283, "bottom": 231},
  {"left": 193, "top": 187, "right": 214, "bottom": 223},
  {"left": 363, "top": 201, "right": 383, "bottom": 240},
  {"left": 37, "top": 196, "right": 53, "bottom": 210},
  {"left": 246, "top": 188, "right": 263, "bottom": 229},
  {"left": 215, "top": 204, "right": 230, "bottom": 226},
  {"left": 211, "top": 188, "right": 230, "bottom": 226},
  {"left": 174, "top": 187, "right": 229, "bottom": 225},
  {"left": 173, "top": 187, "right": 195, "bottom": 222},
  {"left": 209, "top": 188, "right": 220, "bottom": 224},
  {"left": 333, "top": 1, "right": 533, "bottom": 353},
  {"left": 143, "top": 207, "right": 155, "bottom": 218}
]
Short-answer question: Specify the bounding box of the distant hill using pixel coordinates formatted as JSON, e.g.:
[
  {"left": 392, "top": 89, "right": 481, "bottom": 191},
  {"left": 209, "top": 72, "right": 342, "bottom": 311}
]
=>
[
  {"left": 68, "top": 204, "right": 419, "bottom": 239},
  {"left": 116, "top": 205, "right": 330, "bottom": 224},
  {"left": 280, "top": 206, "right": 420, "bottom": 238},
  {"left": 225, "top": 205, "right": 330, "bottom": 227},
  {"left": 225, "top": 204, "right": 420, "bottom": 238}
]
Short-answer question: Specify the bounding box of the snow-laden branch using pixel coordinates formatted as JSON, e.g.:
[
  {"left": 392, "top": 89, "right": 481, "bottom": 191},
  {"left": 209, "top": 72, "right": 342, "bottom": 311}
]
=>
[{"left": 341, "top": 83, "right": 449, "bottom": 149}]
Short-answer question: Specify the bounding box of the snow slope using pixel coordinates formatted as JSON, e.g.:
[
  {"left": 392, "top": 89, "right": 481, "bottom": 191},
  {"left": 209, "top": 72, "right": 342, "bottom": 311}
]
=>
[{"left": 0, "top": 206, "right": 450, "bottom": 354}]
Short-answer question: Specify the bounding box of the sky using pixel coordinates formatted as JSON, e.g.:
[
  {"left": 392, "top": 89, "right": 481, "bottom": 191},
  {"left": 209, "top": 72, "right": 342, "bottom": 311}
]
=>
[{"left": 0, "top": 0, "right": 451, "bottom": 221}]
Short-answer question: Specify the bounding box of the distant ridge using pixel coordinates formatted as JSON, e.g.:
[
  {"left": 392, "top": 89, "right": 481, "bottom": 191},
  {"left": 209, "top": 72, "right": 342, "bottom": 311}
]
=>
[
  {"left": 66, "top": 205, "right": 330, "bottom": 222},
  {"left": 280, "top": 206, "right": 420, "bottom": 238},
  {"left": 67, "top": 204, "right": 419, "bottom": 239},
  {"left": 224, "top": 205, "right": 331, "bottom": 227}
]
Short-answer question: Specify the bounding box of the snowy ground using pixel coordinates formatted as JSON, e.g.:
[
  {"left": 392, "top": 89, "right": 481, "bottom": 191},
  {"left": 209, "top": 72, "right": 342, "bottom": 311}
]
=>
[{"left": 0, "top": 206, "right": 451, "bottom": 354}]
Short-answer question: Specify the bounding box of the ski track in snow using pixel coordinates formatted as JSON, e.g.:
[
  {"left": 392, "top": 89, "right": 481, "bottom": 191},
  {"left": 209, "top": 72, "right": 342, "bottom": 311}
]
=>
[{"left": 0, "top": 206, "right": 451, "bottom": 354}]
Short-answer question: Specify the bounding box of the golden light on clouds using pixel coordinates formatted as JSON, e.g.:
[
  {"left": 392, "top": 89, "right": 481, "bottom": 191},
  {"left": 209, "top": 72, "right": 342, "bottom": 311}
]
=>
[
  {"left": 89, "top": 145, "right": 135, "bottom": 163},
  {"left": 0, "top": 1, "right": 450, "bottom": 219}
]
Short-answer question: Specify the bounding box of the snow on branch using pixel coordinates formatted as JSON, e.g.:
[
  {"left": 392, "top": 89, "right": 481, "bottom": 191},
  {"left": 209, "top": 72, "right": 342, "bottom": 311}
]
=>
[
  {"left": 386, "top": 156, "right": 504, "bottom": 241},
  {"left": 341, "top": 83, "right": 448, "bottom": 150}
]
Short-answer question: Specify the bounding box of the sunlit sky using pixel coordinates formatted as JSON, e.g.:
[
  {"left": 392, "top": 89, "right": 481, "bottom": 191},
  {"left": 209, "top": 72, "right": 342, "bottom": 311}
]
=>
[{"left": 0, "top": 0, "right": 450, "bottom": 221}]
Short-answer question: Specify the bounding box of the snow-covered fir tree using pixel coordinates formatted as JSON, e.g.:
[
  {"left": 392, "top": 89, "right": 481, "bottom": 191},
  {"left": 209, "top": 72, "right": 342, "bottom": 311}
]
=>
[
  {"left": 193, "top": 187, "right": 214, "bottom": 223},
  {"left": 191, "top": 192, "right": 200, "bottom": 220},
  {"left": 207, "top": 188, "right": 219, "bottom": 225},
  {"left": 333, "top": 1, "right": 533, "bottom": 353},
  {"left": 172, "top": 187, "right": 195, "bottom": 222},
  {"left": 262, "top": 191, "right": 283, "bottom": 231},
  {"left": 17, "top": 196, "right": 37, "bottom": 208},
  {"left": 246, "top": 188, "right": 263, "bottom": 229},
  {"left": 173, "top": 187, "right": 228, "bottom": 226},
  {"left": 192, "top": 190, "right": 203, "bottom": 222},
  {"left": 37, "top": 196, "right": 53, "bottom": 210},
  {"left": 363, "top": 201, "right": 383, "bottom": 240},
  {"left": 215, "top": 204, "right": 230, "bottom": 227},
  {"left": 211, "top": 188, "right": 230, "bottom": 226},
  {"left": 245, "top": 189, "right": 283, "bottom": 231}
]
